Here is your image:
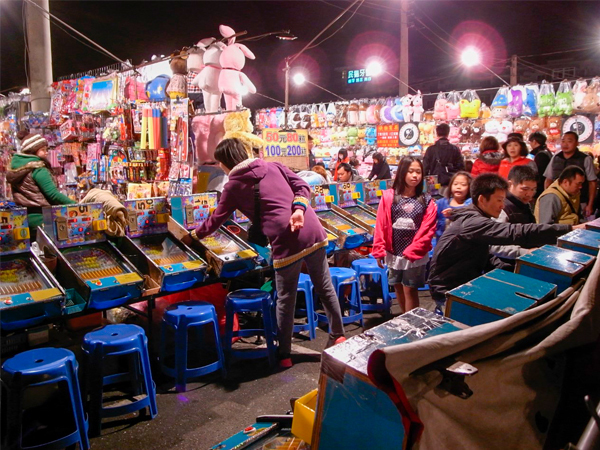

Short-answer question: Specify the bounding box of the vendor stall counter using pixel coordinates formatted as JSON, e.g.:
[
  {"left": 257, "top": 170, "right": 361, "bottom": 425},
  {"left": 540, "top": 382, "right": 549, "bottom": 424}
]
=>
[
  {"left": 330, "top": 181, "right": 377, "bottom": 234},
  {"left": 0, "top": 208, "right": 66, "bottom": 331},
  {"left": 37, "top": 203, "right": 143, "bottom": 311}
]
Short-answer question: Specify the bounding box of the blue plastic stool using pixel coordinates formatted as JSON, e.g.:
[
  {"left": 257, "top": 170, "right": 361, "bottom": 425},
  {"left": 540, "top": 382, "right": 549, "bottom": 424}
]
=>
[
  {"left": 294, "top": 273, "right": 318, "bottom": 340},
  {"left": 224, "top": 289, "right": 278, "bottom": 368},
  {"left": 316, "top": 267, "right": 363, "bottom": 328},
  {"left": 160, "top": 301, "right": 227, "bottom": 392},
  {"left": 82, "top": 324, "right": 157, "bottom": 436},
  {"left": 2, "top": 347, "right": 90, "bottom": 450},
  {"left": 352, "top": 259, "right": 392, "bottom": 314}
]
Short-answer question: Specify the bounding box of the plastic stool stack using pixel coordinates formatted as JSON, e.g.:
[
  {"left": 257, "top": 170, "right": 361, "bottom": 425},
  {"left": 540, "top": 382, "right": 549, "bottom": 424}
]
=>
[
  {"left": 2, "top": 347, "right": 89, "bottom": 450},
  {"left": 224, "top": 289, "right": 278, "bottom": 368},
  {"left": 82, "top": 324, "right": 157, "bottom": 436},
  {"left": 160, "top": 301, "right": 227, "bottom": 392},
  {"left": 293, "top": 273, "right": 318, "bottom": 340},
  {"left": 317, "top": 267, "right": 363, "bottom": 328},
  {"left": 351, "top": 259, "right": 392, "bottom": 315}
]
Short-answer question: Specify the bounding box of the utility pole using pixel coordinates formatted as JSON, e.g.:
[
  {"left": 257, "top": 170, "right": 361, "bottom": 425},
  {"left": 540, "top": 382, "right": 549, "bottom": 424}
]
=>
[
  {"left": 25, "top": 0, "right": 53, "bottom": 112},
  {"left": 510, "top": 54, "right": 518, "bottom": 86},
  {"left": 399, "top": 0, "right": 409, "bottom": 96}
]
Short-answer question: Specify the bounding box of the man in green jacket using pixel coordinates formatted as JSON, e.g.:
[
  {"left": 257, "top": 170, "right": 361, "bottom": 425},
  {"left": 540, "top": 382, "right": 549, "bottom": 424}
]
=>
[{"left": 7, "top": 132, "right": 76, "bottom": 237}]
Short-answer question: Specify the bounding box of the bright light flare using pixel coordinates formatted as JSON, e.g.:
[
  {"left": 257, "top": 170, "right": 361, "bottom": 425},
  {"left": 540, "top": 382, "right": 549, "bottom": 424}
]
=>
[
  {"left": 293, "top": 73, "right": 306, "bottom": 86},
  {"left": 461, "top": 47, "right": 481, "bottom": 67},
  {"left": 366, "top": 61, "right": 383, "bottom": 77}
]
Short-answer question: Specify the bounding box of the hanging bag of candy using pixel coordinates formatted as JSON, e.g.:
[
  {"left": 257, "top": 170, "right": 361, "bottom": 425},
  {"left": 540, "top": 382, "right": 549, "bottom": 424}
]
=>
[
  {"left": 538, "top": 80, "right": 556, "bottom": 117},
  {"left": 554, "top": 80, "right": 573, "bottom": 116}
]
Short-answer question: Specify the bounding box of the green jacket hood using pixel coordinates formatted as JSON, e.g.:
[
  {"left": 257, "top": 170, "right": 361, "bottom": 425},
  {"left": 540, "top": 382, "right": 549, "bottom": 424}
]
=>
[{"left": 10, "top": 153, "right": 43, "bottom": 170}]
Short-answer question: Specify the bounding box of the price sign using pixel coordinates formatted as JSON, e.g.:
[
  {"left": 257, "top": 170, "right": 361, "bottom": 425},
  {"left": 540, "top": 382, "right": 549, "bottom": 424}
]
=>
[
  {"left": 376, "top": 124, "right": 400, "bottom": 148},
  {"left": 262, "top": 129, "right": 309, "bottom": 171}
]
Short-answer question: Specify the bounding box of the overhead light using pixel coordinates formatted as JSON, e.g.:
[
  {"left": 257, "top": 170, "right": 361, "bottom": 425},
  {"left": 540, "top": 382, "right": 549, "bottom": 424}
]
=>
[
  {"left": 461, "top": 47, "right": 481, "bottom": 67},
  {"left": 293, "top": 73, "right": 306, "bottom": 86},
  {"left": 366, "top": 61, "right": 383, "bottom": 77}
]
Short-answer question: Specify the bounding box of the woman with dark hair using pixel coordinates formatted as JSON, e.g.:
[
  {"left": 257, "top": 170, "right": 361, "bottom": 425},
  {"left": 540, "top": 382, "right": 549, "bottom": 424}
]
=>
[
  {"left": 498, "top": 137, "right": 536, "bottom": 179},
  {"left": 372, "top": 156, "right": 437, "bottom": 312},
  {"left": 471, "top": 136, "right": 503, "bottom": 176},
  {"left": 332, "top": 148, "right": 349, "bottom": 181},
  {"left": 183, "top": 138, "right": 345, "bottom": 368},
  {"left": 368, "top": 152, "right": 392, "bottom": 180}
]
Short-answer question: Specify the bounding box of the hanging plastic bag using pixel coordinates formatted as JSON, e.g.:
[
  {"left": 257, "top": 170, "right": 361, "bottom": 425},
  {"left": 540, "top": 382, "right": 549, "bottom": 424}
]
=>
[
  {"left": 581, "top": 77, "right": 600, "bottom": 113},
  {"left": 538, "top": 80, "right": 555, "bottom": 117},
  {"left": 326, "top": 102, "right": 337, "bottom": 127},
  {"left": 491, "top": 86, "right": 510, "bottom": 108},
  {"left": 507, "top": 85, "right": 525, "bottom": 118},
  {"left": 433, "top": 92, "right": 447, "bottom": 121},
  {"left": 523, "top": 83, "right": 539, "bottom": 117},
  {"left": 572, "top": 79, "right": 588, "bottom": 112},
  {"left": 554, "top": 80, "right": 573, "bottom": 116},
  {"left": 445, "top": 91, "right": 461, "bottom": 120},
  {"left": 460, "top": 89, "right": 481, "bottom": 119}
]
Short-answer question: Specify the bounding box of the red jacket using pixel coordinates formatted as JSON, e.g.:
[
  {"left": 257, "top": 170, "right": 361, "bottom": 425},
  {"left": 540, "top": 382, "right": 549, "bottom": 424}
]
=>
[
  {"left": 372, "top": 189, "right": 437, "bottom": 261},
  {"left": 498, "top": 157, "right": 535, "bottom": 179}
]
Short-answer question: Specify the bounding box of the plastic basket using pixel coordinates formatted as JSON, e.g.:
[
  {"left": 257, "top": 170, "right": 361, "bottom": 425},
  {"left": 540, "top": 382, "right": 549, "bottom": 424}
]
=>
[{"left": 291, "top": 389, "right": 318, "bottom": 445}]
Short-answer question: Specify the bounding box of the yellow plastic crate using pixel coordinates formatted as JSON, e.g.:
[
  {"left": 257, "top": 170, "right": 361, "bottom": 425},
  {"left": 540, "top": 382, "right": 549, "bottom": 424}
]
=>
[{"left": 291, "top": 389, "right": 318, "bottom": 445}]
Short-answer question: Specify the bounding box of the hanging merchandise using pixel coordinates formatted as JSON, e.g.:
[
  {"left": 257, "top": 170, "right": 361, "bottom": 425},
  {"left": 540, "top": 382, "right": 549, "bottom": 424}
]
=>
[
  {"left": 380, "top": 98, "right": 394, "bottom": 124},
  {"left": 89, "top": 76, "right": 119, "bottom": 112},
  {"left": 491, "top": 86, "right": 510, "bottom": 119},
  {"left": 545, "top": 116, "right": 563, "bottom": 145},
  {"left": 433, "top": 92, "right": 447, "bottom": 121},
  {"left": 412, "top": 91, "right": 424, "bottom": 122},
  {"left": 507, "top": 86, "right": 525, "bottom": 118},
  {"left": 538, "top": 80, "right": 556, "bottom": 117},
  {"left": 471, "top": 120, "right": 484, "bottom": 144},
  {"left": 459, "top": 90, "right": 481, "bottom": 119},
  {"left": 554, "top": 80, "right": 573, "bottom": 116},
  {"left": 581, "top": 77, "right": 600, "bottom": 113},
  {"left": 445, "top": 91, "right": 461, "bottom": 120},
  {"left": 523, "top": 84, "right": 539, "bottom": 117},
  {"left": 572, "top": 79, "right": 588, "bottom": 112},
  {"left": 146, "top": 75, "right": 171, "bottom": 102},
  {"left": 391, "top": 98, "right": 404, "bottom": 122},
  {"left": 166, "top": 52, "right": 188, "bottom": 100},
  {"left": 358, "top": 100, "right": 368, "bottom": 125},
  {"left": 513, "top": 117, "right": 531, "bottom": 138},
  {"left": 400, "top": 95, "right": 413, "bottom": 122},
  {"left": 347, "top": 102, "right": 359, "bottom": 125},
  {"left": 336, "top": 103, "right": 348, "bottom": 126},
  {"left": 459, "top": 121, "right": 472, "bottom": 143},
  {"left": 124, "top": 74, "right": 149, "bottom": 103},
  {"left": 448, "top": 123, "right": 461, "bottom": 144},
  {"left": 479, "top": 103, "right": 491, "bottom": 119},
  {"left": 326, "top": 103, "right": 336, "bottom": 128}
]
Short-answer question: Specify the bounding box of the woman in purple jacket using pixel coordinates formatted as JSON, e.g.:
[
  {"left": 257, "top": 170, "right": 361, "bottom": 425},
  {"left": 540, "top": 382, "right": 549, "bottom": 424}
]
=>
[{"left": 184, "top": 139, "right": 345, "bottom": 368}]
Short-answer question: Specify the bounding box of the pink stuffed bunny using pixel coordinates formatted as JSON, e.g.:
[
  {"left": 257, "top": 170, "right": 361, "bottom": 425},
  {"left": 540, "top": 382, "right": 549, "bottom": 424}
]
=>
[
  {"left": 448, "top": 125, "right": 461, "bottom": 144},
  {"left": 218, "top": 25, "right": 257, "bottom": 111},
  {"left": 445, "top": 101, "right": 460, "bottom": 120},
  {"left": 401, "top": 94, "right": 413, "bottom": 122},
  {"left": 412, "top": 91, "right": 424, "bottom": 122}
]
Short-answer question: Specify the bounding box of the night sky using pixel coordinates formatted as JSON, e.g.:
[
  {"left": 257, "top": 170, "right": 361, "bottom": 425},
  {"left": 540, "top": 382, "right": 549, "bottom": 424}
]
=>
[{"left": 2, "top": 1, "right": 600, "bottom": 109}]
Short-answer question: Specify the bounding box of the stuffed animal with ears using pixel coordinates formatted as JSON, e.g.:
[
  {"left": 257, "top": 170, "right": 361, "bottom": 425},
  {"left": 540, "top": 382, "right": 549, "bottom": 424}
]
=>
[
  {"left": 554, "top": 84, "right": 573, "bottom": 116},
  {"left": 166, "top": 51, "right": 188, "bottom": 100},
  {"left": 491, "top": 106, "right": 508, "bottom": 120},
  {"left": 507, "top": 87, "right": 524, "bottom": 118},
  {"left": 471, "top": 120, "right": 484, "bottom": 144},
  {"left": 497, "top": 120, "right": 513, "bottom": 143},
  {"left": 581, "top": 79, "right": 600, "bottom": 113},
  {"left": 336, "top": 104, "right": 348, "bottom": 126},
  {"left": 326, "top": 103, "right": 336, "bottom": 127},
  {"left": 347, "top": 127, "right": 358, "bottom": 146},
  {"left": 459, "top": 121, "right": 472, "bottom": 143},
  {"left": 347, "top": 102, "right": 359, "bottom": 125},
  {"left": 546, "top": 116, "right": 562, "bottom": 144},
  {"left": 513, "top": 118, "right": 530, "bottom": 137},
  {"left": 193, "top": 37, "right": 227, "bottom": 112},
  {"left": 433, "top": 94, "right": 447, "bottom": 120},
  {"left": 573, "top": 79, "right": 587, "bottom": 111},
  {"left": 448, "top": 124, "right": 461, "bottom": 144},
  {"left": 222, "top": 109, "right": 265, "bottom": 157},
  {"left": 482, "top": 119, "right": 500, "bottom": 139},
  {"left": 218, "top": 25, "right": 257, "bottom": 111},
  {"left": 445, "top": 101, "right": 460, "bottom": 120},
  {"left": 358, "top": 100, "right": 368, "bottom": 125},
  {"left": 365, "top": 126, "right": 377, "bottom": 146},
  {"left": 412, "top": 91, "right": 424, "bottom": 122},
  {"left": 524, "top": 86, "right": 539, "bottom": 117},
  {"left": 401, "top": 95, "right": 414, "bottom": 122},
  {"left": 391, "top": 98, "right": 404, "bottom": 122},
  {"left": 528, "top": 117, "right": 546, "bottom": 135},
  {"left": 366, "top": 102, "right": 378, "bottom": 125}
]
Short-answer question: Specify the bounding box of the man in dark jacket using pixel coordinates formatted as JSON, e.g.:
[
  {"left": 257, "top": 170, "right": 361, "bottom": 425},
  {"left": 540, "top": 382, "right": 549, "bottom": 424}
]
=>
[
  {"left": 423, "top": 123, "right": 465, "bottom": 194},
  {"left": 528, "top": 131, "right": 552, "bottom": 198},
  {"left": 428, "top": 173, "right": 573, "bottom": 309}
]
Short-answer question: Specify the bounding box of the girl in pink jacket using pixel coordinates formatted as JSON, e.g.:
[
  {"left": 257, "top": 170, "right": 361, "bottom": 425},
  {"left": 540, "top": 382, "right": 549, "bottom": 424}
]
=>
[{"left": 372, "top": 156, "right": 437, "bottom": 312}]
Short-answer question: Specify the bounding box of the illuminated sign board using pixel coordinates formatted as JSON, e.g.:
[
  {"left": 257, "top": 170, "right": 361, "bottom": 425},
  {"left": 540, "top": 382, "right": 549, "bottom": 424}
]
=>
[{"left": 346, "top": 68, "right": 372, "bottom": 84}]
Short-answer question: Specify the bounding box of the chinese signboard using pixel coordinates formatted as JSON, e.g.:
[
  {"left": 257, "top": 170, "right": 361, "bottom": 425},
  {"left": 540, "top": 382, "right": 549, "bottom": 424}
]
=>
[
  {"left": 346, "top": 68, "right": 372, "bottom": 84},
  {"left": 261, "top": 129, "right": 309, "bottom": 171},
  {"left": 376, "top": 124, "right": 400, "bottom": 148}
]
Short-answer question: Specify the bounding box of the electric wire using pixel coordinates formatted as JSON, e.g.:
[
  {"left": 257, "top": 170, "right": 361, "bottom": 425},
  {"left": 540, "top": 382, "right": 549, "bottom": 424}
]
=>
[
  {"left": 318, "top": 0, "right": 401, "bottom": 24},
  {"left": 306, "top": 1, "right": 363, "bottom": 51}
]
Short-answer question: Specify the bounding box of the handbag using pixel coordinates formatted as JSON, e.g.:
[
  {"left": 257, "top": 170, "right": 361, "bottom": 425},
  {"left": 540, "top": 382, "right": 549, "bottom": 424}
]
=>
[{"left": 247, "top": 180, "right": 269, "bottom": 247}]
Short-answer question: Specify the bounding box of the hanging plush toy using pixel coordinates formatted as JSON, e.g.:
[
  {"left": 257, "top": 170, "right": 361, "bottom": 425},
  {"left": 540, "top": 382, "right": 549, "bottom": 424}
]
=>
[
  {"left": 166, "top": 51, "right": 188, "bottom": 100},
  {"left": 554, "top": 80, "right": 573, "bottom": 116},
  {"left": 581, "top": 77, "right": 600, "bottom": 113},
  {"left": 380, "top": 98, "right": 394, "bottom": 124},
  {"left": 507, "top": 86, "right": 524, "bottom": 118},
  {"left": 572, "top": 79, "right": 587, "bottom": 112},
  {"left": 445, "top": 91, "right": 460, "bottom": 120},
  {"left": 471, "top": 120, "right": 484, "bottom": 144},
  {"left": 218, "top": 25, "right": 256, "bottom": 111},
  {"left": 401, "top": 95, "right": 413, "bottom": 122},
  {"left": 358, "top": 100, "right": 368, "bottom": 125},
  {"left": 433, "top": 92, "right": 447, "bottom": 121},
  {"left": 538, "top": 80, "right": 556, "bottom": 117},
  {"left": 523, "top": 84, "right": 539, "bottom": 117},
  {"left": 193, "top": 37, "right": 227, "bottom": 112},
  {"left": 412, "top": 91, "right": 424, "bottom": 122},
  {"left": 448, "top": 124, "right": 461, "bottom": 144},
  {"left": 347, "top": 102, "right": 359, "bottom": 125},
  {"left": 546, "top": 116, "right": 562, "bottom": 144},
  {"left": 391, "top": 98, "right": 404, "bottom": 122}
]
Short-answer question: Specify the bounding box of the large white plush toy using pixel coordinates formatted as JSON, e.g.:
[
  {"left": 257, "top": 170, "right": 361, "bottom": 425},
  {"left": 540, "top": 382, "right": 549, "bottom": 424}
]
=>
[
  {"left": 193, "top": 37, "right": 227, "bottom": 112},
  {"left": 218, "top": 25, "right": 257, "bottom": 111},
  {"left": 412, "top": 90, "right": 424, "bottom": 122}
]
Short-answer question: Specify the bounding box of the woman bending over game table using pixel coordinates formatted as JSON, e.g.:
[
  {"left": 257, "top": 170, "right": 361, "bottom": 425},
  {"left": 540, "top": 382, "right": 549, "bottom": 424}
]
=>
[{"left": 182, "top": 138, "right": 345, "bottom": 368}]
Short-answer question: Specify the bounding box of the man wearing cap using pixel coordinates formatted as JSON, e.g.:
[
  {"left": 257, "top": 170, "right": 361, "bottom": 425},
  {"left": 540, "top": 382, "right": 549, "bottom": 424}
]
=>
[{"left": 7, "top": 131, "right": 76, "bottom": 237}]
